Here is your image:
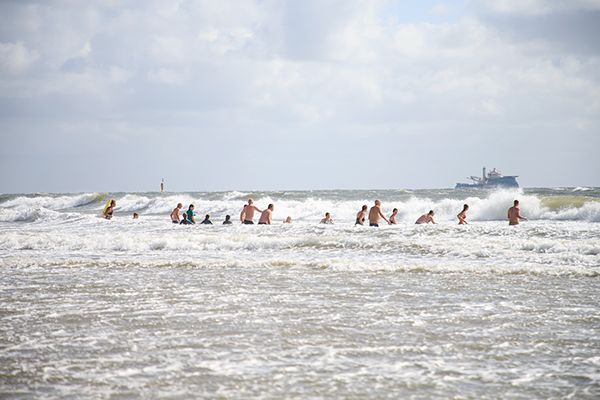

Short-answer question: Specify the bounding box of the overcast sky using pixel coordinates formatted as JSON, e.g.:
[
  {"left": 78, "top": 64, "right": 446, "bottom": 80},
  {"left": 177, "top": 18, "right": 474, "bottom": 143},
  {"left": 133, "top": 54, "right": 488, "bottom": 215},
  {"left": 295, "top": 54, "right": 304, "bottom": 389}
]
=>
[{"left": 1, "top": 0, "right": 599, "bottom": 193}]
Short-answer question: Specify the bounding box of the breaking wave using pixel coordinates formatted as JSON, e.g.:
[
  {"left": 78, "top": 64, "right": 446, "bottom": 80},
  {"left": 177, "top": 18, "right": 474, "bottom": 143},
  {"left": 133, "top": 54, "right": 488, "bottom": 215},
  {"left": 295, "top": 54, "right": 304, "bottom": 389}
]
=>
[{"left": 0, "top": 189, "right": 599, "bottom": 223}]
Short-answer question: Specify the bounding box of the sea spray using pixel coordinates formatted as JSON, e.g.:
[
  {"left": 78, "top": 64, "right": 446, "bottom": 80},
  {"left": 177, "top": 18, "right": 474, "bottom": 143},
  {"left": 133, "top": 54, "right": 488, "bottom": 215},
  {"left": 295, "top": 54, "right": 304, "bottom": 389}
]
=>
[{"left": 1, "top": 188, "right": 600, "bottom": 223}]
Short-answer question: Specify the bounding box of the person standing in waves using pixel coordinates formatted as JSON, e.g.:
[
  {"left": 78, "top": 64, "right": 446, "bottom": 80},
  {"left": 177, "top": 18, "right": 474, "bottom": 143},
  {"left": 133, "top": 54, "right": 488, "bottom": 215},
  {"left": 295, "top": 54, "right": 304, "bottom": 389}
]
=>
[{"left": 508, "top": 200, "right": 528, "bottom": 225}]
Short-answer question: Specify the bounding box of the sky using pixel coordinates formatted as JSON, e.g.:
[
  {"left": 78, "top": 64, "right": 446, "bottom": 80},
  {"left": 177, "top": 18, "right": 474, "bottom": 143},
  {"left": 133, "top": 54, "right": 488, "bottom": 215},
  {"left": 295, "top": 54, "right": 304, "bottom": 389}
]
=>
[{"left": 0, "top": 0, "right": 599, "bottom": 193}]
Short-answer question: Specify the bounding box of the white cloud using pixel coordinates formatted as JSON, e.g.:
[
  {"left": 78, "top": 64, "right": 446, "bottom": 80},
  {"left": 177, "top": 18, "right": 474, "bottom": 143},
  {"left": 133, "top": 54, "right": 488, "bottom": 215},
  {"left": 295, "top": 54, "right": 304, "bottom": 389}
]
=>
[
  {"left": 0, "top": 41, "right": 38, "bottom": 74},
  {"left": 432, "top": 3, "right": 449, "bottom": 16},
  {"left": 147, "top": 67, "right": 190, "bottom": 85},
  {"left": 475, "top": 0, "right": 600, "bottom": 15},
  {"left": 0, "top": 0, "right": 599, "bottom": 190}
]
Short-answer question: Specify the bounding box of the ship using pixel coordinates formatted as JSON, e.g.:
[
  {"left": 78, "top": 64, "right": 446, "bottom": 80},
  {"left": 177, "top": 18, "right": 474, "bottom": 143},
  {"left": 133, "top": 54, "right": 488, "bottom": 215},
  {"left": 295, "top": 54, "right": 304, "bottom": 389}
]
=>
[{"left": 455, "top": 167, "right": 519, "bottom": 189}]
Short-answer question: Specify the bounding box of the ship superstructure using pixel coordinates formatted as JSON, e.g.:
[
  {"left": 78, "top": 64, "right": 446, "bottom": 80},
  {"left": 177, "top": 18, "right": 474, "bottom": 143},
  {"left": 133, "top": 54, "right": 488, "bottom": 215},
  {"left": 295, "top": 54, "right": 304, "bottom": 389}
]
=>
[{"left": 455, "top": 167, "right": 519, "bottom": 189}]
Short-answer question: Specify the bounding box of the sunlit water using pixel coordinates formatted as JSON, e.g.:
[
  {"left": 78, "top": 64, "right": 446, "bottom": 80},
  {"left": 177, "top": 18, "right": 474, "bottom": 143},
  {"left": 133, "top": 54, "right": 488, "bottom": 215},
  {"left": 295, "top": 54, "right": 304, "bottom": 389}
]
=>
[{"left": 1, "top": 188, "right": 599, "bottom": 398}]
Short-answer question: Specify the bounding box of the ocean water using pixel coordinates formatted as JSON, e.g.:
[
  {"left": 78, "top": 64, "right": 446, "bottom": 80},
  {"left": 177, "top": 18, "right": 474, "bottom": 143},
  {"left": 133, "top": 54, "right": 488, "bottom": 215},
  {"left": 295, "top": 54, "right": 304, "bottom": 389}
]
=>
[{"left": 1, "top": 188, "right": 599, "bottom": 399}]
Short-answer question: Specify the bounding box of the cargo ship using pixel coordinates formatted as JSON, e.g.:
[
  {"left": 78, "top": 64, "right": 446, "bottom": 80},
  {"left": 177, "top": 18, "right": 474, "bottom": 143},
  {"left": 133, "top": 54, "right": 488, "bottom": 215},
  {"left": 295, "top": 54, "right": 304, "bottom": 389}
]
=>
[{"left": 455, "top": 167, "right": 519, "bottom": 189}]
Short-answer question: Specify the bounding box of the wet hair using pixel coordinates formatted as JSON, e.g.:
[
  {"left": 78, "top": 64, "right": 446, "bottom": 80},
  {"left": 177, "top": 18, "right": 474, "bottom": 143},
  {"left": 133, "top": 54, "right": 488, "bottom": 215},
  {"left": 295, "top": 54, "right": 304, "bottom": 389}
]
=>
[
  {"left": 225, "top": 215, "right": 231, "bottom": 220},
  {"left": 268, "top": 203, "right": 274, "bottom": 210},
  {"left": 189, "top": 204, "right": 194, "bottom": 209},
  {"left": 204, "top": 214, "right": 210, "bottom": 219},
  {"left": 325, "top": 212, "right": 330, "bottom": 217},
  {"left": 428, "top": 210, "right": 434, "bottom": 215},
  {"left": 393, "top": 208, "right": 398, "bottom": 212},
  {"left": 177, "top": 203, "right": 182, "bottom": 208},
  {"left": 182, "top": 213, "right": 188, "bottom": 219},
  {"left": 463, "top": 204, "right": 469, "bottom": 210},
  {"left": 248, "top": 198, "right": 253, "bottom": 204},
  {"left": 362, "top": 205, "right": 368, "bottom": 210},
  {"left": 514, "top": 200, "right": 519, "bottom": 205},
  {"left": 133, "top": 213, "right": 139, "bottom": 219}
]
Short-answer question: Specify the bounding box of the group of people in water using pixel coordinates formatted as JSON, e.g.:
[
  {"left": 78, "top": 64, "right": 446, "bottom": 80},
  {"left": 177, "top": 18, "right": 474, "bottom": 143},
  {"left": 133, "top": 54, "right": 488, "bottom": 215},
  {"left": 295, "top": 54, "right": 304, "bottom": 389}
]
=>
[
  {"left": 103, "top": 197, "right": 528, "bottom": 226},
  {"left": 167, "top": 198, "right": 277, "bottom": 225},
  {"left": 161, "top": 198, "right": 528, "bottom": 226}
]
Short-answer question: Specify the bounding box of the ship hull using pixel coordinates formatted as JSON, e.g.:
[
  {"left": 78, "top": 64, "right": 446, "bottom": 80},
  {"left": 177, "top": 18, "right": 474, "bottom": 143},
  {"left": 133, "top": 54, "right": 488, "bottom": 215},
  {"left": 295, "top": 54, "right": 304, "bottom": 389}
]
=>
[{"left": 455, "top": 176, "right": 519, "bottom": 189}]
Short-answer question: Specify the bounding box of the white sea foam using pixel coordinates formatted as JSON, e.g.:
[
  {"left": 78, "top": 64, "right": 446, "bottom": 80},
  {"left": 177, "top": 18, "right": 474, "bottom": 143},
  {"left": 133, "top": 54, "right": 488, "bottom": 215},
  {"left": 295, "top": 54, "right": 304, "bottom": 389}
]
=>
[
  {"left": 49, "top": 189, "right": 596, "bottom": 224},
  {"left": 1, "top": 192, "right": 101, "bottom": 210},
  {"left": 1, "top": 189, "right": 599, "bottom": 275},
  {"left": 2, "top": 190, "right": 598, "bottom": 399},
  {"left": 0, "top": 206, "right": 63, "bottom": 222}
]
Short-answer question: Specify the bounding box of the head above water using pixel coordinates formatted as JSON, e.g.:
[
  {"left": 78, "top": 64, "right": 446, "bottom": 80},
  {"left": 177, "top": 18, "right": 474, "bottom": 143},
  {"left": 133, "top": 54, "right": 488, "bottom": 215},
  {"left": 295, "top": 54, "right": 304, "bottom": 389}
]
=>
[
  {"left": 375, "top": 200, "right": 381, "bottom": 206},
  {"left": 428, "top": 210, "right": 434, "bottom": 215},
  {"left": 463, "top": 204, "right": 469, "bottom": 210},
  {"left": 177, "top": 203, "right": 182, "bottom": 208},
  {"left": 189, "top": 204, "right": 194, "bottom": 210},
  {"left": 204, "top": 214, "right": 210, "bottom": 219},
  {"left": 362, "top": 205, "right": 368, "bottom": 211},
  {"left": 248, "top": 199, "right": 254, "bottom": 205},
  {"left": 393, "top": 208, "right": 398, "bottom": 213},
  {"left": 325, "top": 212, "right": 330, "bottom": 217},
  {"left": 268, "top": 204, "right": 274, "bottom": 210},
  {"left": 514, "top": 200, "right": 519, "bottom": 206},
  {"left": 225, "top": 215, "right": 231, "bottom": 221}
]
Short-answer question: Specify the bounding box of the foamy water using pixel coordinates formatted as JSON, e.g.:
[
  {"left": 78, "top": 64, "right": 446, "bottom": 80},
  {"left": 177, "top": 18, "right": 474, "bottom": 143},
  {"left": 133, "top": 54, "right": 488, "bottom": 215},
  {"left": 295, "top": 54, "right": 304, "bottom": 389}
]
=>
[{"left": 1, "top": 188, "right": 599, "bottom": 398}]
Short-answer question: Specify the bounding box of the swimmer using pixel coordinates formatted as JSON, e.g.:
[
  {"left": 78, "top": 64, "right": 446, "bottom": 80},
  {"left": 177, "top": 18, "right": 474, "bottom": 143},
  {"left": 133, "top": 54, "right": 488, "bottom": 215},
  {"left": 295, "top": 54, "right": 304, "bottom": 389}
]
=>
[
  {"left": 457, "top": 204, "right": 469, "bottom": 225},
  {"left": 368, "top": 200, "right": 390, "bottom": 227},
  {"left": 223, "top": 215, "right": 233, "bottom": 225},
  {"left": 355, "top": 205, "right": 368, "bottom": 225},
  {"left": 242, "top": 199, "right": 262, "bottom": 224},
  {"left": 389, "top": 208, "right": 398, "bottom": 225},
  {"left": 186, "top": 204, "right": 196, "bottom": 224},
  {"left": 180, "top": 212, "right": 191, "bottom": 225},
  {"left": 320, "top": 212, "right": 334, "bottom": 224},
  {"left": 284, "top": 216, "right": 292, "bottom": 224},
  {"left": 171, "top": 203, "right": 183, "bottom": 223},
  {"left": 415, "top": 210, "right": 436, "bottom": 224},
  {"left": 132, "top": 213, "right": 139, "bottom": 219},
  {"left": 201, "top": 214, "right": 212, "bottom": 225},
  {"left": 508, "top": 200, "right": 528, "bottom": 225},
  {"left": 258, "top": 204, "right": 274, "bottom": 225},
  {"left": 103, "top": 199, "right": 116, "bottom": 220}
]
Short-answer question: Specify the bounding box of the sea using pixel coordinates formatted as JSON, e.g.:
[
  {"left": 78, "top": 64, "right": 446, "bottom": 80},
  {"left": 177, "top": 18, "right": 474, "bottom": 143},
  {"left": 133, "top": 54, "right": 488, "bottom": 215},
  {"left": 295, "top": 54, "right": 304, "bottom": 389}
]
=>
[{"left": 1, "top": 187, "right": 599, "bottom": 399}]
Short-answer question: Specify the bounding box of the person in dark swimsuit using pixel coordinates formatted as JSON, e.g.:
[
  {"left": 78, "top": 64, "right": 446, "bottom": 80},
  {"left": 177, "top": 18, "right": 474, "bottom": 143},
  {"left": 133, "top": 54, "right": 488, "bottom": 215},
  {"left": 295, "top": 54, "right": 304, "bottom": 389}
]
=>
[
  {"left": 368, "top": 200, "right": 390, "bottom": 227},
  {"left": 389, "top": 208, "right": 398, "bottom": 224},
  {"left": 180, "top": 213, "right": 191, "bottom": 225},
  {"left": 457, "top": 204, "right": 469, "bottom": 225},
  {"left": 242, "top": 199, "right": 262, "bottom": 224},
  {"left": 223, "top": 215, "right": 233, "bottom": 225},
  {"left": 355, "top": 205, "right": 368, "bottom": 225},
  {"left": 103, "top": 200, "right": 116, "bottom": 220},
  {"left": 201, "top": 214, "right": 212, "bottom": 225}
]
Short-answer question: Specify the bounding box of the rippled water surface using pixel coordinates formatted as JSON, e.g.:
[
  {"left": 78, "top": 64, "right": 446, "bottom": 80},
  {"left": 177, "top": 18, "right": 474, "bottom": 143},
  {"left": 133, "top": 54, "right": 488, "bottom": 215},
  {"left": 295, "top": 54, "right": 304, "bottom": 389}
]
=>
[{"left": 1, "top": 188, "right": 599, "bottom": 398}]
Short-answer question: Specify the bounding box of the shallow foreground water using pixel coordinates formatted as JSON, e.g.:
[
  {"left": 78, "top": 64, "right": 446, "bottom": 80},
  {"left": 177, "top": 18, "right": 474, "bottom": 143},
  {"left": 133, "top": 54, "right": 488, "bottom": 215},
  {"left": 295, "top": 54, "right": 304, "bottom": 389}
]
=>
[{"left": 1, "top": 188, "right": 599, "bottom": 398}]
